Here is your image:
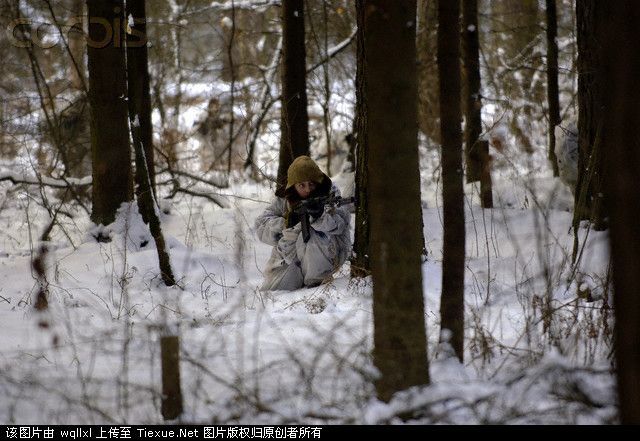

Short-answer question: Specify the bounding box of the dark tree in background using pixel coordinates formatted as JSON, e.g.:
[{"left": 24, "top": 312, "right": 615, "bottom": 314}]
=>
[
  {"left": 351, "top": 0, "right": 370, "bottom": 278},
  {"left": 365, "top": 0, "right": 430, "bottom": 402},
  {"left": 126, "top": 0, "right": 156, "bottom": 224},
  {"left": 599, "top": 1, "right": 640, "bottom": 425},
  {"left": 87, "top": 0, "right": 133, "bottom": 226},
  {"left": 438, "top": 0, "right": 465, "bottom": 362},
  {"left": 461, "top": 0, "right": 482, "bottom": 184},
  {"left": 417, "top": 0, "right": 440, "bottom": 145},
  {"left": 276, "top": 0, "right": 310, "bottom": 191},
  {"left": 545, "top": 0, "right": 560, "bottom": 177},
  {"left": 575, "top": 0, "right": 606, "bottom": 230}
]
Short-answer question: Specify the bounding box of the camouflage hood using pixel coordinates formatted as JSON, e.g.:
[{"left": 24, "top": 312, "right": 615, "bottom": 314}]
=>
[{"left": 285, "top": 156, "right": 330, "bottom": 192}]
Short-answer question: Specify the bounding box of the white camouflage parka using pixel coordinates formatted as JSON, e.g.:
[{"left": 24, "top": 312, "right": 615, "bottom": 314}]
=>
[{"left": 255, "top": 174, "right": 351, "bottom": 291}]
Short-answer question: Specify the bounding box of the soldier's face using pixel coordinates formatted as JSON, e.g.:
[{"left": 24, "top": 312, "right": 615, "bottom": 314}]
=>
[{"left": 295, "top": 181, "right": 316, "bottom": 199}]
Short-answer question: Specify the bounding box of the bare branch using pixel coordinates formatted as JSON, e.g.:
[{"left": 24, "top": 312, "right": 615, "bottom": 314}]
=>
[
  {"left": 307, "top": 27, "right": 357, "bottom": 73},
  {"left": 164, "top": 184, "right": 230, "bottom": 209},
  {"left": 182, "top": 0, "right": 281, "bottom": 16},
  {"left": 157, "top": 167, "right": 228, "bottom": 189},
  {"left": 0, "top": 170, "right": 91, "bottom": 188}
]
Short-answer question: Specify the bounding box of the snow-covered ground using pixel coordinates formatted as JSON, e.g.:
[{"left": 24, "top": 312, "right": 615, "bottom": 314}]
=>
[
  {"left": 0, "top": 161, "right": 616, "bottom": 424},
  {"left": 0, "top": 0, "right": 602, "bottom": 425}
]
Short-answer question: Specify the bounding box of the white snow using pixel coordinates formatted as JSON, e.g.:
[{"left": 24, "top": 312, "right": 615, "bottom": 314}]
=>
[
  {"left": 0, "top": 9, "right": 615, "bottom": 423},
  {"left": 0, "top": 166, "right": 615, "bottom": 423},
  {"left": 220, "top": 16, "right": 233, "bottom": 29}
]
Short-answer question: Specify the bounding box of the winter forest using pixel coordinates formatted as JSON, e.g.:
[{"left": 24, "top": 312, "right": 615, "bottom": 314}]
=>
[{"left": 1, "top": 0, "right": 639, "bottom": 425}]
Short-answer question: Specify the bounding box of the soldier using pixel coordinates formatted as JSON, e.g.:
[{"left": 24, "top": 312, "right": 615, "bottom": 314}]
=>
[{"left": 255, "top": 156, "right": 351, "bottom": 290}]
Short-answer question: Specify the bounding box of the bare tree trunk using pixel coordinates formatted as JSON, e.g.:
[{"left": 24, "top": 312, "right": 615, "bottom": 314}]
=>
[
  {"left": 417, "top": 0, "right": 440, "bottom": 144},
  {"left": 546, "top": 0, "right": 560, "bottom": 177},
  {"left": 126, "top": 2, "right": 174, "bottom": 287},
  {"left": 277, "top": 0, "right": 310, "bottom": 192},
  {"left": 438, "top": 0, "right": 465, "bottom": 362},
  {"left": 366, "top": 0, "right": 430, "bottom": 402},
  {"left": 575, "top": 0, "right": 606, "bottom": 230},
  {"left": 160, "top": 335, "right": 183, "bottom": 420},
  {"left": 599, "top": 1, "right": 640, "bottom": 424},
  {"left": 226, "top": 1, "right": 237, "bottom": 177},
  {"left": 87, "top": 0, "right": 132, "bottom": 226},
  {"left": 351, "top": 0, "right": 370, "bottom": 278},
  {"left": 462, "top": 0, "right": 482, "bottom": 183},
  {"left": 126, "top": 0, "right": 156, "bottom": 220},
  {"left": 129, "top": 118, "right": 175, "bottom": 286},
  {"left": 478, "top": 140, "right": 493, "bottom": 208},
  {"left": 321, "top": 0, "right": 332, "bottom": 175}
]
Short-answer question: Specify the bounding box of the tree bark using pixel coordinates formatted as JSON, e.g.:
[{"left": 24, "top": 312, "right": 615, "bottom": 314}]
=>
[
  {"left": 417, "top": 0, "right": 440, "bottom": 144},
  {"left": 277, "top": 0, "right": 310, "bottom": 192},
  {"left": 438, "top": 0, "right": 465, "bottom": 362},
  {"left": 126, "top": 0, "right": 156, "bottom": 211},
  {"left": 462, "top": 0, "right": 482, "bottom": 183},
  {"left": 575, "top": 0, "right": 606, "bottom": 230},
  {"left": 87, "top": 0, "right": 133, "bottom": 226},
  {"left": 599, "top": 1, "right": 640, "bottom": 424},
  {"left": 546, "top": 0, "right": 560, "bottom": 177},
  {"left": 160, "top": 335, "right": 183, "bottom": 420},
  {"left": 366, "top": 0, "right": 430, "bottom": 402},
  {"left": 126, "top": 2, "right": 175, "bottom": 287},
  {"left": 478, "top": 140, "right": 493, "bottom": 208},
  {"left": 351, "top": 0, "right": 370, "bottom": 278}
]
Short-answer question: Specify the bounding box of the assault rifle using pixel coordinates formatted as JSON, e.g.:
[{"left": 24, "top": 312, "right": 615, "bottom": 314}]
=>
[{"left": 292, "top": 194, "right": 356, "bottom": 243}]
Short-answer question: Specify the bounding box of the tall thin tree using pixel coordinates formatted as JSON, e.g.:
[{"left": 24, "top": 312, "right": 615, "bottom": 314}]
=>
[
  {"left": 126, "top": 0, "right": 175, "bottom": 287},
  {"left": 462, "top": 0, "right": 482, "bottom": 184},
  {"left": 366, "top": 0, "right": 430, "bottom": 401},
  {"left": 276, "top": 0, "right": 310, "bottom": 192},
  {"left": 87, "top": 0, "right": 133, "bottom": 226},
  {"left": 351, "top": 0, "right": 370, "bottom": 278},
  {"left": 417, "top": 0, "right": 440, "bottom": 144},
  {"left": 599, "top": 1, "right": 640, "bottom": 424},
  {"left": 126, "top": 0, "right": 156, "bottom": 223},
  {"left": 438, "top": 0, "right": 465, "bottom": 362},
  {"left": 574, "top": 0, "right": 606, "bottom": 230},
  {"left": 545, "top": 0, "right": 560, "bottom": 177}
]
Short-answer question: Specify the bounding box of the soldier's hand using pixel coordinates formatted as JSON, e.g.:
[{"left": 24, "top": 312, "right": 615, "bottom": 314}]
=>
[
  {"left": 281, "top": 225, "right": 300, "bottom": 243},
  {"left": 291, "top": 201, "right": 306, "bottom": 216},
  {"left": 294, "top": 198, "right": 325, "bottom": 218},
  {"left": 306, "top": 200, "right": 325, "bottom": 219}
]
